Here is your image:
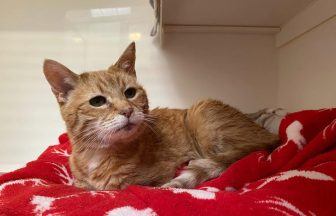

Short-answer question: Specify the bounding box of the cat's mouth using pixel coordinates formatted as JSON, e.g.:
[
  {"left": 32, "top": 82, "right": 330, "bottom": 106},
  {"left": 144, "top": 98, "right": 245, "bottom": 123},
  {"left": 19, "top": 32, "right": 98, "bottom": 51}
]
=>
[
  {"left": 97, "top": 122, "right": 140, "bottom": 148},
  {"left": 116, "top": 122, "right": 136, "bottom": 132},
  {"left": 95, "top": 114, "right": 144, "bottom": 147}
]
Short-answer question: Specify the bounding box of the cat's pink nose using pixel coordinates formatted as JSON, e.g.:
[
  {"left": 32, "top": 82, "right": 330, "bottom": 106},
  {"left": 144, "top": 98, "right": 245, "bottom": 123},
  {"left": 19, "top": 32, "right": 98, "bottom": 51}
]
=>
[{"left": 119, "top": 107, "right": 133, "bottom": 118}]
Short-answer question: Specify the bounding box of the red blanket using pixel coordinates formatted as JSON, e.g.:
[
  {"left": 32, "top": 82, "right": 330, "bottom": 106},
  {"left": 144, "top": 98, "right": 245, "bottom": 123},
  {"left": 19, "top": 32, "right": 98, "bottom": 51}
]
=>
[{"left": 1, "top": 109, "right": 336, "bottom": 216}]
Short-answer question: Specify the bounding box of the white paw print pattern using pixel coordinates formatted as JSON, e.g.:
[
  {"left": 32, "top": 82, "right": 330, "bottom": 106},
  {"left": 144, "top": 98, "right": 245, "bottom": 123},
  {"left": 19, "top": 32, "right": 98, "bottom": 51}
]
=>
[
  {"left": 267, "top": 120, "right": 306, "bottom": 161},
  {"left": 0, "top": 178, "right": 47, "bottom": 196},
  {"left": 52, "top": 148, "right": 70, "bottom": 157},
  {"left": 256, "top": 170, "right": 334, "bottom": 190},
  {"left": 165, "top": 187, "right": 219, "bottom": 200},
  {"left": 105, "top": 206, "right": 157, "bottom": 216},
  {"left": 239, "top": 170, "right": 333, "bottom": 195},
  {"left": 31, "top": 191, "right": 116, "bottom": 216},
  {"left": 256, "top": 196, "right": 310, "bottom": 216},
  {"left": 285, "top": 120, "right": 306, "bottom": 150},
  {"left": 322, "top": 119, "right": 336, "bottom": 140},
  {"left": 46, "top": 162, "right": 74, "bottom": 185}
]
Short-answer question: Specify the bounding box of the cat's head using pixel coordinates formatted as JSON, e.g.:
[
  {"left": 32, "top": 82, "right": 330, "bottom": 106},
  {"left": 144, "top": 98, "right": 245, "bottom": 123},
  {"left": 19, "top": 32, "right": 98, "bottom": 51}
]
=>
[{"left": 43, "top": 42, "right": 149, "bottom": 149}]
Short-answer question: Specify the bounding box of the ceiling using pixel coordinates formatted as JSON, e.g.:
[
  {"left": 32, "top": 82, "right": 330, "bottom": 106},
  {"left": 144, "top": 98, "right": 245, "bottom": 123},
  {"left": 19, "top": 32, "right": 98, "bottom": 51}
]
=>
[{"left": 163, "top": 0, "right": 315, "bottom": 27}]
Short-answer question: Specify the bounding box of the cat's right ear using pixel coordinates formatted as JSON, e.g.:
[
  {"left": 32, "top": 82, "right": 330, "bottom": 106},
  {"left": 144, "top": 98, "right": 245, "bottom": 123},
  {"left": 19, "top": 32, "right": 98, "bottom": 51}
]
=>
[
  {"left": 109, "top": 42, "right": 136, "bottom": 77},
  {"left": 43, "top": 59, "right": 79, "bottom": 103}
]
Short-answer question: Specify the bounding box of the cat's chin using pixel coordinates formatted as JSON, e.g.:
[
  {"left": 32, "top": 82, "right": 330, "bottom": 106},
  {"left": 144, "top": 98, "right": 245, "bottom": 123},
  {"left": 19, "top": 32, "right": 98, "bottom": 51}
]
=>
[{"left": 97, "top": 124, "right": 141, "bottom": 148}]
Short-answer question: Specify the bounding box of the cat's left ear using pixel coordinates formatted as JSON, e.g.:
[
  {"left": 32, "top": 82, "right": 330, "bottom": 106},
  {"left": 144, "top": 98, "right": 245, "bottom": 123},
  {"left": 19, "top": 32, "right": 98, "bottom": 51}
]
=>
[
  {"left": 110, "top": 42, "right": 136, "bottom": 77},
  {"left": 43, "top": 59, "right": 79, "bottom": 103}
]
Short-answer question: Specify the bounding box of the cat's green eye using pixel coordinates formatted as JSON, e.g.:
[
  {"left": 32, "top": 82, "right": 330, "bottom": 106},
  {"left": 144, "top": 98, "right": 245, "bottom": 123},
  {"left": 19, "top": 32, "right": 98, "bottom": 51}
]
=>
[
  {"left": 89, "top": 96, "right": 107, "bottom": 107},
  {"left": 124, "top": 87, "right": 137, "bottom": 99}
]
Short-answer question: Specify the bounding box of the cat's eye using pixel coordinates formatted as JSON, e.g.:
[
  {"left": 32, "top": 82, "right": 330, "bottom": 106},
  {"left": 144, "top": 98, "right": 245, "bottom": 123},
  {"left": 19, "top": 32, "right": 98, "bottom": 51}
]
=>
[
  {"left": 89, "top": 96, "right": 107, "bottom": 107},
  {"left": 124, "top": 87, "right": 137, "bottom": 99}
]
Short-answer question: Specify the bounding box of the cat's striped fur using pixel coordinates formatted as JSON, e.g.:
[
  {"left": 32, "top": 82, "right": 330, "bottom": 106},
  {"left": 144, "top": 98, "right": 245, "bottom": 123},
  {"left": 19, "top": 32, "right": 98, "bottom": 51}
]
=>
[{"left": 43, "top": 43, "right": 279, "bottom": 190}]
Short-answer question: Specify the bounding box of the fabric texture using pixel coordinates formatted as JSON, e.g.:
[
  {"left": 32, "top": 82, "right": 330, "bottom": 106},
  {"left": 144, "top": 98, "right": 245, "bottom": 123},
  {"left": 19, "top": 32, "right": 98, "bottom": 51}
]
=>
[
  {"left": 246, "top": 108, "right": 287, "bottom": 135},
  {"left": 1, "top": 109, "right": 336, "bottom": 216}
]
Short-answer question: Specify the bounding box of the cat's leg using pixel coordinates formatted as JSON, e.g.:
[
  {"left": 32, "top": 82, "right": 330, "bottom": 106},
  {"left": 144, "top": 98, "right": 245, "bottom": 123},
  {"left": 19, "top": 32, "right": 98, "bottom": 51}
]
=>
[
  {"left": 162, "top": 147, "right": 251, "bottom": 188},
  {"left": 161, "top": 158, "right": 224, "bottom": 188},
  {"left": 162, "top": 100, "right": 280, "bottom": 189},
  {"left": 73, "top": 178, "right": 93, "bottom": 190}
]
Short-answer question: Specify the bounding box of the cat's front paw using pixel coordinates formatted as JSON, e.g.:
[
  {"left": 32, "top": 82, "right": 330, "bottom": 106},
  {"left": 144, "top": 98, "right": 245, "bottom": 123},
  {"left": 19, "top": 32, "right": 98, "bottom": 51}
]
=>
[
  {"left": 73, "top": 179, "right": 92, "bottom": 190},
  {"left": 161, "top": 180, "right": 184, "bottom": 188}
]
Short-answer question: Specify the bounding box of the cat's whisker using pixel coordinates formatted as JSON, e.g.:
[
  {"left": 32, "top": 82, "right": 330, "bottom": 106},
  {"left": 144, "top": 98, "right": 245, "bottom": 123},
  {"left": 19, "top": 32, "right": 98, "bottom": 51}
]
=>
[
  {"left": 75, "top": 132, "right": 99, "bottom": 149},
  {"left": 144, "top": 114, "right": 157, "bottom": 119},
  {"left": 143, "top": 121, "right": 160, "bottom": 137},
  {"left": 144, "top": 117, "right": 156, "bottom": 122},
  {"left": 70, "top": 120, "right": 103, "bottom": 139},
  {"left": 84, "top": 131, "right": 99, "bottom": 145},
  {"left": 99, "top": 119, "right": 120, "bottom": 130},
  {"left": 71, "top": 112, "right": 157, "bottom": 152},
  {"left": 76, "top": 122, "right": 121, "bottom": 151},
  {"left": 81, "top": 130, "right": 103, "bottom": 151},
  {"left": 71, "top": 126, "right": 98, "bottom": 142},
  {"left": 99, "top": 128, "right": 113, "bottom": 148},
  {"left": 71, "top": 123, "right": 100, "bottom": 139},
  {"left": 143, "top": 114, "right": 156, "bottom": 119},
  {"left": 74, "top": 125, "right": 104, "bottom": 146},
  {"left": 100, "top": 118, "right": 116, "bottom": 126},
  {"left": 143, "top": 118, "right": 157, "bottom": 126}
]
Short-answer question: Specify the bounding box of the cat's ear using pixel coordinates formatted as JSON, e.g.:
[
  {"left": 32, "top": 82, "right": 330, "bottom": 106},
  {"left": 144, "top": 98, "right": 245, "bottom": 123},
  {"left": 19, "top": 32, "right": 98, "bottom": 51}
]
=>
[
  {"left": 43, "top": 59, "right": 79, "bottom": 103},
  {"left": 109, "top": 42, "right": 136, "bottom": 77}
]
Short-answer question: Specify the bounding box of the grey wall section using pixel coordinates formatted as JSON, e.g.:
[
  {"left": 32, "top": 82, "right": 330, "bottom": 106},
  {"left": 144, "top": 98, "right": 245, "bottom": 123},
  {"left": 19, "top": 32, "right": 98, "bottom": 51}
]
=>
[{"left": 277, "top": 17, "right": 336, "bottom": 111}]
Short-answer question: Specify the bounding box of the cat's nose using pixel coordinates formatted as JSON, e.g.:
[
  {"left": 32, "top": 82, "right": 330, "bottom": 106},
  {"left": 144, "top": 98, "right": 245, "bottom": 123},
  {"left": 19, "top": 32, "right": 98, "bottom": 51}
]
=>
[{"left": 119, "top": 107, "right": 133, "bottom": 118}]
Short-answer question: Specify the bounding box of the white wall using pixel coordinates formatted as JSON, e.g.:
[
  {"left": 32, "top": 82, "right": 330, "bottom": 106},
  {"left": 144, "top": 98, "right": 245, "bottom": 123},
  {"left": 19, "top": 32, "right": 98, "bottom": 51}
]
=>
[
  {"left": 276, "top": 0, "right": 336, "bottom": 111},
  {"left": 160, "top": 33, "right": 278, "bottom": 111},
  {"left": 0, "top": 2, "right": 278, "bottom": 171}
]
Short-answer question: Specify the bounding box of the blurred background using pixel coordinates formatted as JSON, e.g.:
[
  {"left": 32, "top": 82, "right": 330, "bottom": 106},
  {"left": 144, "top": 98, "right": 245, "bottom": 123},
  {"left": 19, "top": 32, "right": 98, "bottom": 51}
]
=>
[{"left": 0, "top": 0, "right": 335, "bottom": 172}]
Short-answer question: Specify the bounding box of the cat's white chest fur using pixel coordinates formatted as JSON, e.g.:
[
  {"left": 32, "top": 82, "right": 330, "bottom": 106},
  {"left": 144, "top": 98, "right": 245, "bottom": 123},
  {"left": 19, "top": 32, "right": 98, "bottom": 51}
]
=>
[{"left": 88, "top": 154, "right": 101, "bottom": 173}]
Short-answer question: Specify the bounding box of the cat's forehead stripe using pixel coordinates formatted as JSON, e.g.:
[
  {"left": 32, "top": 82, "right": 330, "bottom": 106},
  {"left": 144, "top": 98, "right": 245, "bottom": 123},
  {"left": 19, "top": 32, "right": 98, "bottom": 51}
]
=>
[{"left": 76, "top": 70, "right": 137, "bottom": 97}]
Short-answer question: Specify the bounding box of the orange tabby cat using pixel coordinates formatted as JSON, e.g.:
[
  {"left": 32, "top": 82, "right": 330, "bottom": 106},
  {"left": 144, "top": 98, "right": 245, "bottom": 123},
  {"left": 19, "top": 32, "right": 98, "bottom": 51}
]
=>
[{"left": 43, "top": 42, "right": 279, "bottom": 190}]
